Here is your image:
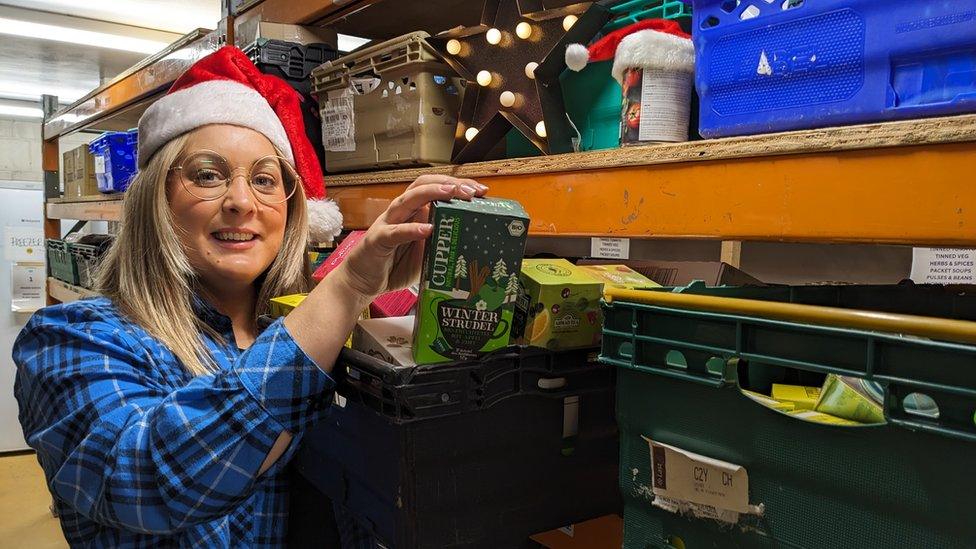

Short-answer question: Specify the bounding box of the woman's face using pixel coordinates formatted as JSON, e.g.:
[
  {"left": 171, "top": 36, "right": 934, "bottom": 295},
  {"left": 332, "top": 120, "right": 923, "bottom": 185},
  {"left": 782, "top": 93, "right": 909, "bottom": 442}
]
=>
[{"left": 167, "top": 125, "right": 289, "bottom": 291}]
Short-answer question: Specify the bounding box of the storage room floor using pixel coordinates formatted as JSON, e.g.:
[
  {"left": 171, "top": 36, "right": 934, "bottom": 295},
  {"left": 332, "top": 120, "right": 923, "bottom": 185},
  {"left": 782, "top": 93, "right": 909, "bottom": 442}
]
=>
[{"left": 0, "top": 453, "right": 67, "bottom": 548}]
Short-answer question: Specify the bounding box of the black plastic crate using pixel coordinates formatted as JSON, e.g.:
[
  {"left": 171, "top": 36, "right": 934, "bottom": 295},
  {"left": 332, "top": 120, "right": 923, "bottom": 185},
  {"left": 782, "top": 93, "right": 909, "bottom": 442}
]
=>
[
  {"left": 294, "top": 346, "right": 620, "bottom": 548},
  {"left": 244, "top": 38, "right": 339, "bottom": 172}
]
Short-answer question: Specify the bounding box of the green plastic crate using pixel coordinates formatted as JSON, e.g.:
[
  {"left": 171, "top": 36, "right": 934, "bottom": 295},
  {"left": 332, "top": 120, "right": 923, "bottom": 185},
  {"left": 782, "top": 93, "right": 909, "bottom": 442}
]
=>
[
  {"left": 506, "top": 0, "right": 693, "bottom": 157},
  {"left": 600, "top": 283, "right": 976, "bottom": 548},
  {"left": 46, "top": 239, "right": 80, "bottom": 286}
]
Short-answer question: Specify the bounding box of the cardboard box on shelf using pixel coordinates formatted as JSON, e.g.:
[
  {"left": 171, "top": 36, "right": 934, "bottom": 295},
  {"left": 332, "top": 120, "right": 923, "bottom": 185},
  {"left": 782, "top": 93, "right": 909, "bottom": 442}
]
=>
[
  {"left": 513, "top": 259, "right": 603, "bottom": 350},
  {"left": 576, "top": 264, "right": 660, "bottom": 291},
  {"left": 413, "top": 197, "right": 529, "bottom": 364},
  {"left": 62, "top": 144, "right": 99, "bottom": 198},
  {"left": 577, "top": 260, "right": 764, "bottom": 287},
  {"left": 353, "top": 316, "right": 416, "bottom": 367},
  {"left": 235, "top": 19, "right": 338, "bottom": 49}
]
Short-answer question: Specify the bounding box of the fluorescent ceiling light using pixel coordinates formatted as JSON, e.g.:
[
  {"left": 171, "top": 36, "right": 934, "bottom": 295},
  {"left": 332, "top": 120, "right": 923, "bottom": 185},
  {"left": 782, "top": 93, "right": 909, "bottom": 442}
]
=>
[
  {"left": 0, "top": 16, "right": 171, "bottom": 54},
  {"left": 0, "top": 0, "right": 218, "bottom": 34},
  {"left": 337, "top": 33, "right": 370, "bottom": 53},
  {"left": 0, "top": 104, "right": 43, "bottom": 118},
  {"left": 0, "top": 82, "right": 91, "bottom": 103}
]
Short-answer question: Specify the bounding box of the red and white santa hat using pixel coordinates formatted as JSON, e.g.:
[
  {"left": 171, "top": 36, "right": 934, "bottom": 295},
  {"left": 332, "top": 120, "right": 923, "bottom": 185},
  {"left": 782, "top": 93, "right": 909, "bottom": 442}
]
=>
[
  {"left": 138, "top": 46, "right": 342, "bottom": 241},
  {"left": 565, "top": 19, "right": 694, "bottom": 84}
]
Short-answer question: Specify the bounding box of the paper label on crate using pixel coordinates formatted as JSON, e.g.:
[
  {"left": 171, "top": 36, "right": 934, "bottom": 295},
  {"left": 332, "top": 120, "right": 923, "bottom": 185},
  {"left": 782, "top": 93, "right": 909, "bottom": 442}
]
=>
[
  {"left": 590, "top": 237, "right": 630, "bottom": 259},
  {"left": 638, "top": 69, "right": 692, "bottom": 143},
  {"left": 652, "top": 494, "right": 741, "bottom": 525},
  {"left": 94, "top": 155, "right": 106, "bottom": 174},
  {"left": 322, "top": 88, "right": 356, "bottom": 152},
  {"left": 644, "top": 437, "right": 751, "bottom": 514},
  {"left": 910, "top": 248, "right": 976, "bottom": 284}
]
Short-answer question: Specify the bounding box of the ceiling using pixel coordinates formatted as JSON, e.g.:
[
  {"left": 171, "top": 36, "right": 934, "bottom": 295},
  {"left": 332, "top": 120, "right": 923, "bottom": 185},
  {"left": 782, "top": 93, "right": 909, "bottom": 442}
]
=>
[{"left": 0, "top": 0, "right": 220, "bottom": 111}]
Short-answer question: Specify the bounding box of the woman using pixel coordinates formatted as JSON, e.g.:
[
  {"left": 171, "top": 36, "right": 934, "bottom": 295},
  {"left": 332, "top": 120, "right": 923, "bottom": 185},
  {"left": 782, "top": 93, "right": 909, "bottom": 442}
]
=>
[{"left": 13, "top": 47, "right": 485, "bottom": 546}]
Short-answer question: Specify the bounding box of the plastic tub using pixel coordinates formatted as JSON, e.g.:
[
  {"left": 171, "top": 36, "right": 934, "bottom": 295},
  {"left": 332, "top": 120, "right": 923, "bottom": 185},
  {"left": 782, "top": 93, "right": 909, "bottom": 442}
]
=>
[{"left": 88, "top": 130, "right": 138, "bottom": 193}]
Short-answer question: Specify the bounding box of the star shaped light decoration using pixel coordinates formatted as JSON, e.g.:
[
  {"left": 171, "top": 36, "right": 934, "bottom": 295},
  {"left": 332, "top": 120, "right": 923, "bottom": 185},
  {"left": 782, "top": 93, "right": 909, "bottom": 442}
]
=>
[{"left": 429, "top": 0, "right": 609, "bottom": 163}]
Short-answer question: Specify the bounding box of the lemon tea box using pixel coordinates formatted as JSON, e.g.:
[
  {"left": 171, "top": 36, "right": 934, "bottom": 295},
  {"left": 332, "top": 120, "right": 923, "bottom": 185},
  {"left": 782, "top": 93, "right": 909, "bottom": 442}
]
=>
[
  {"left": 412, "top": 197, "right": 529, "bottom": 364},
  {"left": 513, "top": 259, "right": 603, "bottom": 350}
]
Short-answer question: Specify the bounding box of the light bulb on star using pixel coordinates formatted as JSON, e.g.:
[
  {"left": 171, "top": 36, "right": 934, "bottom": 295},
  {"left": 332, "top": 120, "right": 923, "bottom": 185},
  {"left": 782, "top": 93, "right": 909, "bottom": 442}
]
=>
[
  {"left": 476, "top": 70, "right": 493, "bottom": 87},
  {"left": 535, "top": 121, "right": 547, "bottom": 138},
  {"left": 515, "top": 22, "right": 533, "bottom": 39},
  {"left": 465, "top": 127, "right": 479, "bottom": 141},
  {"left": 524, "top": 62, "right": 538, "bottom": 79},
  {"left": 446, "top": 39, "right": 462, "bottom": 55},
  {"left": 486, "top": 28, "right": 502, "bottom": 45},
  {"left": 499, "top": 91, "right": 516, "bottom": 108},
  {"left": 562, "top": 15, "right": 578, "bottom": 31}
]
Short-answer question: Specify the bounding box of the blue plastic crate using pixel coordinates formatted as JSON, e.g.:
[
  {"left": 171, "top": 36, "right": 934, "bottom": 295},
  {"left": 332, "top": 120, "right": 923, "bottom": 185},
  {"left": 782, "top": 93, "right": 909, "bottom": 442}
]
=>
[
  {"left": 89, "top": 130, "right": 138, "bottom": 193},
  {"left": 693, "top": 0, "right": 976, "bottom": 138}
]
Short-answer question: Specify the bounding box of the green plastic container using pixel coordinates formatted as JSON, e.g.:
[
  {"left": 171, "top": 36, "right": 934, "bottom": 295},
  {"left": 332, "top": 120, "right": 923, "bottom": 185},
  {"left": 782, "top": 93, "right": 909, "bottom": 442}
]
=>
[
  {"left": 506, "top": 0, "right": 693, "bottom": 158},
  {"left": 601, "top": 283, "right": 976, "bottom": 548},
  {"left": 46, "top": 239, "right": 80, "bottom": 286}
]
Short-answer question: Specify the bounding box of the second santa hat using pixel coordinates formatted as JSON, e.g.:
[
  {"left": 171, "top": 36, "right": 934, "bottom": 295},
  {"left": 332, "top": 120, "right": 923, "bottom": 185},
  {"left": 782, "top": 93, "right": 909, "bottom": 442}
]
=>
[
  {"left": 138, "top": 46, "right": 342, "bottom": 242},
  {"left": 565, "top": 19, "right": 694, "bottom": 83}
]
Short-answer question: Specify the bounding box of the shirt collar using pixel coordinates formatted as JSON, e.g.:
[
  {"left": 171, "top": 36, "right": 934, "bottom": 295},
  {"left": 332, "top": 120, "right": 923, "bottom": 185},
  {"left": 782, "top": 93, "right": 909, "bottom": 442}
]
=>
[{"left": 191, "top": 294, "right": 233, "bottom": 333}]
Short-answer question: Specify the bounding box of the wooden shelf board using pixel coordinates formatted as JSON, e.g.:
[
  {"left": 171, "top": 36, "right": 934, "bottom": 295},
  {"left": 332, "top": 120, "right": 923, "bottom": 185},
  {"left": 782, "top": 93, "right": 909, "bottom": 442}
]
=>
[
  {"left": 47, "top": 198, "right": 123, "bottom": 221},
  {"left": 48, "top": 278, "right": 97, "bottom": 303},
  {"left": 325, "top": 115, "right": 976, "bottom": 245}
]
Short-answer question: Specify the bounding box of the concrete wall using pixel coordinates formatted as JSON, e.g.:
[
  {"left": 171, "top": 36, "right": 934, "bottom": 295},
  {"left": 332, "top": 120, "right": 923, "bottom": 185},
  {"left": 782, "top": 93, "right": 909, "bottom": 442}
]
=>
[{"left": 0, "top": 116, "right": 92, "bottom": 183}]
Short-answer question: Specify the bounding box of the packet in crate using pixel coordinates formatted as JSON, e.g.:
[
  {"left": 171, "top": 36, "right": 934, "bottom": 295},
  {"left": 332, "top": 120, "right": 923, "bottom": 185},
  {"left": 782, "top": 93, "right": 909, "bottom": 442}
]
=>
[
  {"left": 353, "top": 316, "right": 416, "bottom": 367},
  {"left": 413, "top": 197, "right": 529, "bottom": 364},
  {"left": 513, "top": 259, "right": 603, "bottom": 350}
]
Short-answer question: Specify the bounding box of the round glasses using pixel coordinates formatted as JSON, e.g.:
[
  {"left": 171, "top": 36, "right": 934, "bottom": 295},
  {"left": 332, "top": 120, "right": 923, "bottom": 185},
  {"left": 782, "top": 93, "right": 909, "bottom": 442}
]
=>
[{"left": 169, "top": 150, "right": 300, "bottom": 205}]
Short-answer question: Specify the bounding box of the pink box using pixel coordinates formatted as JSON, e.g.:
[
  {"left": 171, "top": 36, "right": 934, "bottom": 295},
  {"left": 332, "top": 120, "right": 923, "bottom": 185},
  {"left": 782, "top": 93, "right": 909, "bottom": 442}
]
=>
[{"left": 313, "top": 231, "right": 418, "bottom": 318}]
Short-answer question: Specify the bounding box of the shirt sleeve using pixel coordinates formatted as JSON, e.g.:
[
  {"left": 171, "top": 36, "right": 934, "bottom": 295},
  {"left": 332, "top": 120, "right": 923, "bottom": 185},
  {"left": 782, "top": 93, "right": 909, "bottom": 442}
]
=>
[{"left": 12, "top": 303, "right": 335, "bottom": 536}]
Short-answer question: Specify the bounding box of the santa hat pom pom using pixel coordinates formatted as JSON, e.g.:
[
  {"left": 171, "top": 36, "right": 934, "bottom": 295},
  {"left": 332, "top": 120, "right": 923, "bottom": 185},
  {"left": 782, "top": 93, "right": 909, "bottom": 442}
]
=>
[
  {"left": 307, "top": 199, "right": 344, "bottom": 243},
  {"left": 565, "top": 43, "right": 590, "bottom": 72}
]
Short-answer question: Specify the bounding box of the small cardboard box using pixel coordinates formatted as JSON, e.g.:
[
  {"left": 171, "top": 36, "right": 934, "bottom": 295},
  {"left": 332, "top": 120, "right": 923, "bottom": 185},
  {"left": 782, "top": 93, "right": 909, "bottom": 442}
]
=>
[
  {"left": 269, "top": 293, "right": 307, "bottom": 318},
  {"left": 513, "top": 259, "right": 603, "bottom": 350},
  {"left": 353, "top": 316, "right": 416, "bottom": 367},
  {"left": 413, "top": 197, "right": 529, "bottom": 364},
  {"left": 235, "top": 19, "right": 338, "bottom": 49},
  {"left": 578, "top": 259, "right": 764, "bottom": 287},
  {"left": 576, "top": 264, "right": 660, "bottom": 291},
  {"left": 530, "top": 514, "right": 623, "bottom": 549},
  {"left": 62, "top": 144, "right": 99, "bottom": 198}
]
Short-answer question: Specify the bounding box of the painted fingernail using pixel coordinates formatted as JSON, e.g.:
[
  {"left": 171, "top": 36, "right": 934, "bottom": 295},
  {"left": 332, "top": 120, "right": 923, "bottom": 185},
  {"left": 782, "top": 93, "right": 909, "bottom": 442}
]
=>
[
  {"left": 475, "top": 183, "right": 488, "bottom": 191},
  {"left": 461, "top": 184, "right": 477, "bottom": 195},
  {"left": 440, "top": 184, "right": 455, "bottom": 192}
]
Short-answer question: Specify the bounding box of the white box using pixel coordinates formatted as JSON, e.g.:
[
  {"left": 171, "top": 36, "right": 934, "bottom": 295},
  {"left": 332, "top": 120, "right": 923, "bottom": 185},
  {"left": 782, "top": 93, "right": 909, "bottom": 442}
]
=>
[{"left": 352, "top": 316, "right": 416, "bottom": 367}]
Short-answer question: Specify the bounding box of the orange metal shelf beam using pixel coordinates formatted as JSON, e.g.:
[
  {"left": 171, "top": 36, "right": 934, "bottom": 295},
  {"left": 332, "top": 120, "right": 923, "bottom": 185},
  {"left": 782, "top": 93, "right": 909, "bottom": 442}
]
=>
[{"left": 330, "top": 141, "right": 976, "bottom": 246}]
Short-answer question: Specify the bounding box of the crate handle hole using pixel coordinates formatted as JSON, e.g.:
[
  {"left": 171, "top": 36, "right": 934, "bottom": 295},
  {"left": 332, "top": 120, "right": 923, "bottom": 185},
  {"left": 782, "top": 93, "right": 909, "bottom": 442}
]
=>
[
  {"left": 903, "top": 392, "right": 940, "bottom": 419},
  {"left": 665, "top": 350, "right": 687, "bottom": 370},
  {"left": 705, "top": 357, "right": 726, "bottom": 377},
  {"left": 739, "top": 5, "right": 761, "bottom": 20},
  {"left": 782, "top": 0, "right": 804, "bottom": 9},
  {"left": 618, "top": 341, "right": 634, "bottom": 359},
  {"left": 668, "top": 535, "right": 686, "bottom": 549},
  {"left": 409, "top": 82, "right": 417, "bottom": 92},
  {"left": 720, "top": 0, "right": 739, "bottom": 13},
  {"left": 701, "top": 15, "right": 720, "bottom": 29}
]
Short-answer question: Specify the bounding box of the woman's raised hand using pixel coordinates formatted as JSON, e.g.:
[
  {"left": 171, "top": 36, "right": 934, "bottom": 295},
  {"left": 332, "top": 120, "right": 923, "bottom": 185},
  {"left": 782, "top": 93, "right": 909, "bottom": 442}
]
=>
[{"left": 335, "top": 174, "right": 488, "bottom": 301}]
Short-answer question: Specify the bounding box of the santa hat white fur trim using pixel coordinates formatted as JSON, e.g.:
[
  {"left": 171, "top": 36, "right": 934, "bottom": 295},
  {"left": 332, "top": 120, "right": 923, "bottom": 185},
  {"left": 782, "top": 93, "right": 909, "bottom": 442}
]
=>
[
  {"left": 137, "top": 80, "right": 293, "bottom": 168},
  {"left": 307, "top": 199, "right": 343, "bottom": 242},
  {"left": 611, "top": 29, "right": 695, "bottom": 84}
]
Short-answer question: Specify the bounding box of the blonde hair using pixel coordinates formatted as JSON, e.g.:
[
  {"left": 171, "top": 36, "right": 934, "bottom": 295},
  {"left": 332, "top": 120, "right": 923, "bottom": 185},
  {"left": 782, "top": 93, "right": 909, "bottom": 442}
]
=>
[{"left": 96, "top": 134, "right": 312, "bottom": 375}]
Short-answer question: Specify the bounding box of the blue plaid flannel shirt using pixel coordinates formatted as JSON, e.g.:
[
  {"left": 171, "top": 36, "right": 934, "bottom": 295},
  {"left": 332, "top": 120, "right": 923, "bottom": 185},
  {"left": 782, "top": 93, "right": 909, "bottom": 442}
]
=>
[{"left": 13, "top": 296, "right": 375, "bottom": 548}]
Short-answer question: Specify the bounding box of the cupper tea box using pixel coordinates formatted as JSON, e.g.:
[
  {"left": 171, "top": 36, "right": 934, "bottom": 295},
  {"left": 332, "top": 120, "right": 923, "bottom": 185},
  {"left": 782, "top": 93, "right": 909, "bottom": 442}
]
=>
[{"left": 413, "top": 197, "right": 529, "bottom": 364}]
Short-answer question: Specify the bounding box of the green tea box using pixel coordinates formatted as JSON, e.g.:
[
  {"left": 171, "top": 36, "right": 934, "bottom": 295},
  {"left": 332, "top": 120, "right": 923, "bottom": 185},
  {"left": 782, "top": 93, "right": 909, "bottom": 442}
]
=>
[
  {"left": 413, "top": 197, "right": 529, "bottom": 364},
  {"left": 513, "top": 259, "right": 603, "bottom": 350}
]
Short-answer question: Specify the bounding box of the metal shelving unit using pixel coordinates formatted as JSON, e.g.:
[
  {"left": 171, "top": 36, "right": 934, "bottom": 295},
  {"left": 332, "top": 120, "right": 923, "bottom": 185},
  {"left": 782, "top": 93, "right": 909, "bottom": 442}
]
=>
[{"left": 41, "top": 0, "right": 976, "bottom": 305}]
